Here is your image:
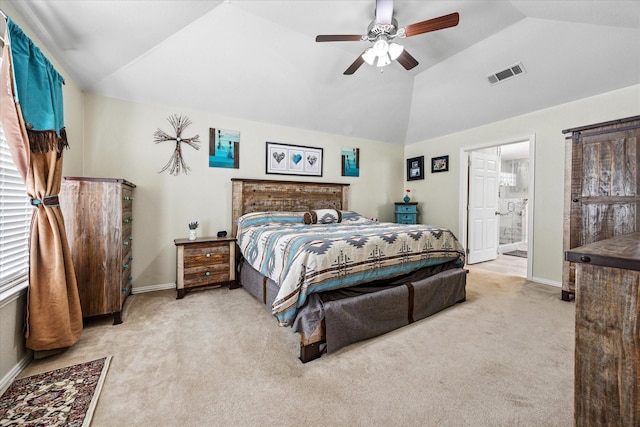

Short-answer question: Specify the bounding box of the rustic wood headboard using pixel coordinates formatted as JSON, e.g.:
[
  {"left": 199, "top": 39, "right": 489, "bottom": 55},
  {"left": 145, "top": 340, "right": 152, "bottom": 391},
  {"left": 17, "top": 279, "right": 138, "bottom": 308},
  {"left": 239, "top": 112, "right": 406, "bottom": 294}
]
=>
[{"left": 231, "top": 178, "right": 350, "bottom": 237}]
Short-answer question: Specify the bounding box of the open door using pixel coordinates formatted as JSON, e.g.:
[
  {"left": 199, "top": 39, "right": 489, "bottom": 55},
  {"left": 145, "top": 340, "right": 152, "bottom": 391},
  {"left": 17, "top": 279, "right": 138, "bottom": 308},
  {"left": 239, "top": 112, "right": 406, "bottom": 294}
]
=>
[{"left": 467, "top": 150, "right": 499, "bottom": 264}]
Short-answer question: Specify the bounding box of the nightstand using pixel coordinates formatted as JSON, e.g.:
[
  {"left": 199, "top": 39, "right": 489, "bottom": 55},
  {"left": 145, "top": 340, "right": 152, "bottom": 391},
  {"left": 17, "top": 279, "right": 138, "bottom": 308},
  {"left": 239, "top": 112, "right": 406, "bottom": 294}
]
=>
[
  {"left": 174, "top": 236, "right": 237, "bottom": 299},
  {"left": 395, "top": 202, "right": 418, "bottom": 224}
]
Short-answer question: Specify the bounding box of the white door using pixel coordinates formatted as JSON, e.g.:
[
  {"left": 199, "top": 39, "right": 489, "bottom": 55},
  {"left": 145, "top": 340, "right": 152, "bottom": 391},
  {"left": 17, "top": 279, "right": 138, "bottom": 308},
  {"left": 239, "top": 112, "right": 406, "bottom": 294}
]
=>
[{"left": 467, "top": 150, "right": 499, "bottom": 264}]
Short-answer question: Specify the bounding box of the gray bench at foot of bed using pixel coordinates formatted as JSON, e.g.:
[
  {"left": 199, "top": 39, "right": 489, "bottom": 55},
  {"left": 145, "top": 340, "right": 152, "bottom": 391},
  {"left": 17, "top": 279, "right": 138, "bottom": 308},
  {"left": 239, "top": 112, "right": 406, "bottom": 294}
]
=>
[
  {"left": 239, "top": 262, "right": 467, "bottom": 362},
  {"left": 320, "top": 267, "right": 467, "bottom": 356}
]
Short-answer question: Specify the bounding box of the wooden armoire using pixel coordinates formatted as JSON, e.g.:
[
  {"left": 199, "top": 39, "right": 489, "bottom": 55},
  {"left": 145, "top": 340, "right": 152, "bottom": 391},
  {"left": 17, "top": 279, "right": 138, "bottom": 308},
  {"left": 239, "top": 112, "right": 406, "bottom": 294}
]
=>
[
  {"left": 562, "top": 115, "right": 640, "bottom": 300},
  {"left": 60, "top": 177, "right": 136, "bottom": 324}
]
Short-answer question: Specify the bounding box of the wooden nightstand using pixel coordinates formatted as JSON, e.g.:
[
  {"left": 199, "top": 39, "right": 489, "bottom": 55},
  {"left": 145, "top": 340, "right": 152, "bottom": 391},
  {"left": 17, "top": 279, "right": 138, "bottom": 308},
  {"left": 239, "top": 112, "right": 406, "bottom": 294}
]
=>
[
  {"left": 395, "top": 202, "right": 418, "bottom": 224},
  {"left": 174, "top": 236, "right": 237, "bottom": 299}
]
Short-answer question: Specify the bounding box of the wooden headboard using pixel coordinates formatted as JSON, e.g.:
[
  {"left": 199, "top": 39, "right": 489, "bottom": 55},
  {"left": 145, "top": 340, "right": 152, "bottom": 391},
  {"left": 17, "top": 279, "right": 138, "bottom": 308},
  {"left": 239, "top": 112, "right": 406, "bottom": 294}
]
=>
[{"left": 231, "top": 178, "right": 350, "bottom": 237}]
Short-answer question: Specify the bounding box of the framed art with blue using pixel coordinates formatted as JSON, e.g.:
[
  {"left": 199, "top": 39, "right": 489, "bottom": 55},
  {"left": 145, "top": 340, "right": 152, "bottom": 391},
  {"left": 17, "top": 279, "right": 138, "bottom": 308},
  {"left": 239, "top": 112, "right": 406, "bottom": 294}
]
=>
[
  {"left": 406, "top": 156, "right": 424, "bottom": 181},
  {"left": 431, "top": 155, "right": 449, "bottom": 173},
  {"left": 266, "top": 142, "right": 323, "bottom": 177}
]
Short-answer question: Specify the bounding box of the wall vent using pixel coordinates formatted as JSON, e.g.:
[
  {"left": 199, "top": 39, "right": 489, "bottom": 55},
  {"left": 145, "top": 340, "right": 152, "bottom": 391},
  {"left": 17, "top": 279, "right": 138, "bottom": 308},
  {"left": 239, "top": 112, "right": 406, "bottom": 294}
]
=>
[{"left": 487, "top": 62, "right": 526, "bottom": 85}]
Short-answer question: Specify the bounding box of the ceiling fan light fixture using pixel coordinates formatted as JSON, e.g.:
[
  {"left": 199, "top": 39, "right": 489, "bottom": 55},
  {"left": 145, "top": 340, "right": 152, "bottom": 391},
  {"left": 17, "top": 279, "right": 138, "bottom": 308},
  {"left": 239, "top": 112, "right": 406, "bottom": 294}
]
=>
[
  {"left": 376, "top": 54, "right": 391, "bottom": 67},
  {"left": 372, "top": 37, "right": 389, "bottom": 57},
  {"left": 362, "top": 48, "right": 376, "bottom": 66},
  {"left": 388, "top": 42, "right": 404, "bottom": 61}
]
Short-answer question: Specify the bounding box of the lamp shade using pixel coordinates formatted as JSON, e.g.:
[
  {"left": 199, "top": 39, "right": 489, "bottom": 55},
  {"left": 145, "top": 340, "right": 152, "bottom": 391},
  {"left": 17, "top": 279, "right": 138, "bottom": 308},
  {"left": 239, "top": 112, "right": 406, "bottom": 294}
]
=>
[
  {"left": 362, "top": 48, "right": 376, "bottom": 65},
  {"left": 388, "top": 43, "right": 404, "bottom": 61}
]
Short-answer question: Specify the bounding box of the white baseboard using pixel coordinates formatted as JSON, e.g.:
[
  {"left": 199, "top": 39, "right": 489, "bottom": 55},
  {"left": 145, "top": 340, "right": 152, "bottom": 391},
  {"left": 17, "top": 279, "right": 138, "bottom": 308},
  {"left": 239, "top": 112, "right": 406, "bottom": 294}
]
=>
[
  {"left": 131, "top": 282, "right": 175, "bottom": 294},
  {"left": 0, "top": 353, "right": 32, "bottom": 396},
  {"left": 531, "top": 276, "right": 562, "bottom": 288}
]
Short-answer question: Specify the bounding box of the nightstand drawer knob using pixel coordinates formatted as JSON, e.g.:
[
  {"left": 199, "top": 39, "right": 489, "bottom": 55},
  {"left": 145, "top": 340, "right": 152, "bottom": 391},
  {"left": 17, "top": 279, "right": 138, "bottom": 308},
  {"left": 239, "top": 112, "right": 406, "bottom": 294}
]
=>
[
  {"left": 123, "top": 264, "right": 129, "bottom": 270},
  {"left": 129, "top": 256, "right": 134, "bottom": 260},
  {"left": 206, "top": 253, "right": 211, "bottom": 257},
  {"left": 128, "top": 276, "right": 133, "bottom": 281},
  {"left": 129, "top": 236, "right": 133, "bottom": 241},
  {"left": 123, "top": 241, "right": 129, "bottom": 246},
  {"left": 205, "top": 271, "right": 211, "bottom": 276},
  {"left": 122, "top": 287, "right": 128, "bottom": 292}
]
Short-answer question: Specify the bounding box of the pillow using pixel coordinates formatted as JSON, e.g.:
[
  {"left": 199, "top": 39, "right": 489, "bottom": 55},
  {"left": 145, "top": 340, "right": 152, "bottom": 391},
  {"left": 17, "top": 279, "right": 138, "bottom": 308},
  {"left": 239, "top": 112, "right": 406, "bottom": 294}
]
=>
[
  {"left": 237, "top": 211, "right": 311, "bottom": 227},
  {"left": 311, "top": 209, "right": 342, "bottom": 224},
  {"left": 340, "top": 210, "right": 366, "bottom": 222}
]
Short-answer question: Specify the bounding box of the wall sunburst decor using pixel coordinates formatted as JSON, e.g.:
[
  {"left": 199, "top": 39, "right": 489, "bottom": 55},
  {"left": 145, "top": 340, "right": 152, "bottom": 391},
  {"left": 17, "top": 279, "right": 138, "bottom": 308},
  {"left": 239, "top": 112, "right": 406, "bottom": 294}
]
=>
[{"left": 154, "top": 114, "right": 200, "bottom": 175}]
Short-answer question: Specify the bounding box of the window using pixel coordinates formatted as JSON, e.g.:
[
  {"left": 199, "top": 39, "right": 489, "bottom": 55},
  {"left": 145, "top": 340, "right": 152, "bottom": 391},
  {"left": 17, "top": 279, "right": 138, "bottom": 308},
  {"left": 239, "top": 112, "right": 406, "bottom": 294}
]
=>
[{"left": 0, "top": 120, "right": 31, "bottom": 296}]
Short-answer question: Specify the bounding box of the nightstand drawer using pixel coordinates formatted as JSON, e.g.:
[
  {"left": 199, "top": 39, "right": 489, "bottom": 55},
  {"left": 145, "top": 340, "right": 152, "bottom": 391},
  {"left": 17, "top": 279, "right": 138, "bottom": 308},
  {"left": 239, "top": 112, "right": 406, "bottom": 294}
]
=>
[
  {"left": 396, "top": 204, "right": 418, "bottom": 214},
  {"left": 184, "top": 263, "right": 230, "bottom": 288},
  {"left": 396, "top": 214, "right": 417, "bottom": 224},
  {"left": 184, "top": 244, "right": 230, "bottom": 268}
]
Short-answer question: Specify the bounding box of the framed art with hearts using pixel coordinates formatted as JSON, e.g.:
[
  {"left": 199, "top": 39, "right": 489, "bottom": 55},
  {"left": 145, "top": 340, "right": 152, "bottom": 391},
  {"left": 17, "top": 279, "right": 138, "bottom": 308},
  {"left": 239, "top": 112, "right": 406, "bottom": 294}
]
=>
[{"left": 266, "top": 142, "right": 323, "bottom": 177}]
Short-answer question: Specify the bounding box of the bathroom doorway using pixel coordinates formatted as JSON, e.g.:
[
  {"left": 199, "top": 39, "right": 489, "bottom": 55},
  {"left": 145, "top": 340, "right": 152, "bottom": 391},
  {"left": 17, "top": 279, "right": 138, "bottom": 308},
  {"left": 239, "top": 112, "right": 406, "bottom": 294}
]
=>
[{"left": 459, "top": 137, "right": 534, "bottom": 279}]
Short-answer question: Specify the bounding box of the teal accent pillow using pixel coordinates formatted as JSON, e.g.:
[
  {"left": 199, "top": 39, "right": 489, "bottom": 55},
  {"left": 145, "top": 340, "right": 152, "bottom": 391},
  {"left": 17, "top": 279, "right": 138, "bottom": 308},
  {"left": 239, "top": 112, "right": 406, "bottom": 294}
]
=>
[{"left": 237, "top": 211, "right": 312, "bottom": 228}]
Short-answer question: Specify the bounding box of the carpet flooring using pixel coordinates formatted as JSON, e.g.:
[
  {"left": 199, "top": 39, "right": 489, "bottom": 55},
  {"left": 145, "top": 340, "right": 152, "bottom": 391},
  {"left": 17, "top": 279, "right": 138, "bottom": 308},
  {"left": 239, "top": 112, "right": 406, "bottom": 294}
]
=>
[
  {"left": 14, "top": 269, "right": 574, "bottom": 426},
  {"left": 0, "top": 357, "right": 110, "bottom": 426}
]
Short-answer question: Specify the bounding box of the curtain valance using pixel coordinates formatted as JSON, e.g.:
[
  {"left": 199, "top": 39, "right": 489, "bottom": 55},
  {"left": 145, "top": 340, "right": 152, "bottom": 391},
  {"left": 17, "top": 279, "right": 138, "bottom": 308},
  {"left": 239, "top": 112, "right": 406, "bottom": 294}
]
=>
[{"left": 7, "top": 17, "right": 67, "bottom": 153}]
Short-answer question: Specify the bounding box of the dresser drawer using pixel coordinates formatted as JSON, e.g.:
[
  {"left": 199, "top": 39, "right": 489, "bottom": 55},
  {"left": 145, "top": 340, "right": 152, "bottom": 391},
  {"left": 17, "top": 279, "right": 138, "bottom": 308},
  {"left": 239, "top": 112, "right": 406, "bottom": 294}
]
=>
[
  {"left": 396, "top": 213, "right": 417, "bottom": 224},
  {"left": 184, "top": 263, "right": 230, "bottom": 288},
  {"left": 396, "top": 204, "right": 418, "bottom": 214}
]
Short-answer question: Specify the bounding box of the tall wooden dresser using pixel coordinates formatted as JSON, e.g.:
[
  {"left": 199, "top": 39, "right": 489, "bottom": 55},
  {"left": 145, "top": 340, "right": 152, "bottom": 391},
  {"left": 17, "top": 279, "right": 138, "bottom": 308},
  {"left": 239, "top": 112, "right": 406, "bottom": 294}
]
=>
[
  {"left": 566, "top": 232, "right": 640, "bottom": 427},
  {"left": 60, "top": 177, "right": 136, "bottom": 324},
  {"left": 562, "top": 115, "right": 640, "bottom": 300}
]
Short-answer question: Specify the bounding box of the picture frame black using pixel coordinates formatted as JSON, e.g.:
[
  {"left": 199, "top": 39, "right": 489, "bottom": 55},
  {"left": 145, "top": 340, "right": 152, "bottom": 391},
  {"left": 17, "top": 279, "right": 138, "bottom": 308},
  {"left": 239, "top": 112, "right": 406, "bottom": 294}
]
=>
[
  {"left": 265, "top": 142, "right": 323, "bottom": 177},
  {"left": 431, "top": 155, "right": 449, "bottom": 173},
  {"left": 406, "top": 156, "right": 424, "bottom": 181}
]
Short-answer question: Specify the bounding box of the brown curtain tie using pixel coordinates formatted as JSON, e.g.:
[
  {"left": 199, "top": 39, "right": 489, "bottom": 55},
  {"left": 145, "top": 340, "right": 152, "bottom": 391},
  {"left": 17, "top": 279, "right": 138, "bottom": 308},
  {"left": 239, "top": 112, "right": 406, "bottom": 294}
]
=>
[{"left": 30, "top": 194, "right": 60, "bottom": 207}]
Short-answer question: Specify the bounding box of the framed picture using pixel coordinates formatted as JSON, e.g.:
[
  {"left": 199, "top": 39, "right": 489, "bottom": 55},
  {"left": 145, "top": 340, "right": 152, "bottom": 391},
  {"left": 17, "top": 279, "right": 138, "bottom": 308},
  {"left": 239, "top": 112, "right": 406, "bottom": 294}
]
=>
[
  {"left": 406, "top": 156, "right": 424, "bottom": 181},
  {"left": 431, "top": 155, "right": 449, "bottom": 173},
  {"left": 266, "top": 142, "right": 323, "bottom": 177},
  {"left": 209, "top": 128, "right": 240, "bottom": 168},
  {"left": 342, "top": 147, "right": 359, "bottom": 177}
]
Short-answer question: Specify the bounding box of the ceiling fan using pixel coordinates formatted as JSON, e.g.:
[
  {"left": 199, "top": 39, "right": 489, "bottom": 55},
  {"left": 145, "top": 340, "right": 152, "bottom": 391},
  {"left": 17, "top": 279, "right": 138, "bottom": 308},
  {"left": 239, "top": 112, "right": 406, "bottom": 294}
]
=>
[{"left": 315, "top": 0, "right": 459, "bottom": 75}]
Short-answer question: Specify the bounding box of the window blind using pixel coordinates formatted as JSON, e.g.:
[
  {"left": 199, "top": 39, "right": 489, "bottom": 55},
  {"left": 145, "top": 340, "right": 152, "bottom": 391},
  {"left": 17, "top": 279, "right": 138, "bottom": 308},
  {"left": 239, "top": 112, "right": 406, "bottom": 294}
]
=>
[{"left": 0, "top": 121, "right": 31, "bottom": 294}]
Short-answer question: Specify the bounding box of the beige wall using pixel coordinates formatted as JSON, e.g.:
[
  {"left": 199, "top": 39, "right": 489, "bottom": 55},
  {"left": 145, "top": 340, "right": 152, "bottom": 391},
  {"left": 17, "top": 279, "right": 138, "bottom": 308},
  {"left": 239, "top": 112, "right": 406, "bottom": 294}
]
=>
[
  {"left": 81, "top": 94, "right": 404, "bottom": 288},
  {"left": 405, "top": 84, "right": 640, "bottom": 285}
]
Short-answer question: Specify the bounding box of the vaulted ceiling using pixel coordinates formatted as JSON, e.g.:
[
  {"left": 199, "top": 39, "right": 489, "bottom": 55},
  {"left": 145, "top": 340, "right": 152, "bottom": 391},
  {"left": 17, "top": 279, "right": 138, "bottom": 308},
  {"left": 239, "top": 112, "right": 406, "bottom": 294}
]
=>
[{"left": 6, "top": 0, "right": 640, "bottom": 145}]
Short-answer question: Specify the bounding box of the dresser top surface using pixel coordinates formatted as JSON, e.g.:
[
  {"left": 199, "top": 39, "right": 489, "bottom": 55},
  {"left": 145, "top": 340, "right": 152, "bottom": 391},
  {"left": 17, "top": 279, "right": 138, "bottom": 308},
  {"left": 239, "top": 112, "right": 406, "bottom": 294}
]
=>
[{"left": 566, "top": 232, "right": 640, "bottom": 271}]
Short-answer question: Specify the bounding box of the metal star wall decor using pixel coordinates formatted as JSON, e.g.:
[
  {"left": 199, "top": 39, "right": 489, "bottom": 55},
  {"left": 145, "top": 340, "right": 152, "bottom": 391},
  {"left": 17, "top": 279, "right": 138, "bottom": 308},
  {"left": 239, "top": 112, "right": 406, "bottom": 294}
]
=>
[{"left": 154, "top": 114, "right": 200, "bottom": 175}]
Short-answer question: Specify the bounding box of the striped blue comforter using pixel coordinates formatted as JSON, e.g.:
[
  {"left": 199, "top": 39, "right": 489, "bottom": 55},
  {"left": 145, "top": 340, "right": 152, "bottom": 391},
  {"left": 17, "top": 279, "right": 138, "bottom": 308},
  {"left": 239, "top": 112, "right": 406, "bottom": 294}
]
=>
[{"left": 237, "top": 219, "right": 465, "bottom": 326}]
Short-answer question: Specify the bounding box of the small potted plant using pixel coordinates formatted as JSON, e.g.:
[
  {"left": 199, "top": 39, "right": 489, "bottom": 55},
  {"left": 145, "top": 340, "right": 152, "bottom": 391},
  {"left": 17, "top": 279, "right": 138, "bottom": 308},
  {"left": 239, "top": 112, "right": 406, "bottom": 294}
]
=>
[
  {"left": 188, "top": 221, "right": 199, "bottom": 240},
  {"left": 404, "top": 189, "right": 411, "bottom": 203}
]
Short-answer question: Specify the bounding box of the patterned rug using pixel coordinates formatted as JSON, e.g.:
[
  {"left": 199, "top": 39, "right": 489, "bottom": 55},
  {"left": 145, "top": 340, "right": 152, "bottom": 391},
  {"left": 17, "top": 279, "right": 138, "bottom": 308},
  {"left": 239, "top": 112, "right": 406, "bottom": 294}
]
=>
[{"left": 0, "top": 357, "right": 111, "bottom": 427}]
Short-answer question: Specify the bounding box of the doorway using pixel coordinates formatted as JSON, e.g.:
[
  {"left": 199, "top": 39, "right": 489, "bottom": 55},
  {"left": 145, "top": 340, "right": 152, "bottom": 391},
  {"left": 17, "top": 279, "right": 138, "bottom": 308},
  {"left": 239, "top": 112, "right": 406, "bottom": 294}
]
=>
[{"left": 458, "top": 136, "right": 534, "bottom": 279}]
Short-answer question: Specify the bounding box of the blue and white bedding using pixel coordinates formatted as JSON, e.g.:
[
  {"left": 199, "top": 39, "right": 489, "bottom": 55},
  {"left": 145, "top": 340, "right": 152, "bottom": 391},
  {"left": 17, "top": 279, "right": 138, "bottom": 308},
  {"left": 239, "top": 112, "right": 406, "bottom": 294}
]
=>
[{"left": 236, "top": 210, "right": 466, "bottom": 326}]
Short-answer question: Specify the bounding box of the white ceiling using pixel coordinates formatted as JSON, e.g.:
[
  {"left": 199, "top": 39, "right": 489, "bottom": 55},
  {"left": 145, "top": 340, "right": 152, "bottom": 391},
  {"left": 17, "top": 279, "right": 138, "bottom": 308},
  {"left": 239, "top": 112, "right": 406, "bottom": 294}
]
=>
[{"left": 6, "top": 0, "right": 640, "bottom": 145}]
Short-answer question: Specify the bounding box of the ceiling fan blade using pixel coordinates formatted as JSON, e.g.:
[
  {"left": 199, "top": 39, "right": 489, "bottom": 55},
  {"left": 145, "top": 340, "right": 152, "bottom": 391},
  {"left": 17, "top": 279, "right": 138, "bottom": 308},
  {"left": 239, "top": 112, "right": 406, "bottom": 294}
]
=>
[
  {"left": 396, "top": 49, "right": 419, "bottom": 70},
  {"left": 316, "top": 34, "right": 362, "bottom": 42},
  {"left": 375, "top": 0, "right": 394, "bottom": 25},
  {"left": 344, "top": 56, "right": 365, "bottom": 75},
  {"left": 404, "top": 12, "right": 459, "bottom": 37}
]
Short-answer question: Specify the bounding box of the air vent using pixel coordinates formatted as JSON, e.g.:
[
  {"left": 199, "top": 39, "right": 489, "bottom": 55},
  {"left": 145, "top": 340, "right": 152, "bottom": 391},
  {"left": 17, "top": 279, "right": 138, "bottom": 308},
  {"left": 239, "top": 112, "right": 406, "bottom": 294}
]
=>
[{"left": 487, "top": 62, "right": 526, "bottom": 85}]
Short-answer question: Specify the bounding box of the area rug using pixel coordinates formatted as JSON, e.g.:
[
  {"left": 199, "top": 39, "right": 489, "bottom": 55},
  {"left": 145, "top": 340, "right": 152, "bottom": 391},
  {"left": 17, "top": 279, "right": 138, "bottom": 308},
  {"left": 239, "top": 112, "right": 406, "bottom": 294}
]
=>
[
  {"left": 0, "top": 356, "right": 111, "bottom": 427},
  {"left": 504, "top": 250, "right": 527, "bottom": 258}
]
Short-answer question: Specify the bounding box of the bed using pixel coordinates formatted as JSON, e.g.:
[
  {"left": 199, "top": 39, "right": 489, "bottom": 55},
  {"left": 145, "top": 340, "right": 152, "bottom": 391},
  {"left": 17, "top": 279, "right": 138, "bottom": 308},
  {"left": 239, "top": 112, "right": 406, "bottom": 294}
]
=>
[{"left": 231, "top": 178, "right": 467, "bottom": 362}]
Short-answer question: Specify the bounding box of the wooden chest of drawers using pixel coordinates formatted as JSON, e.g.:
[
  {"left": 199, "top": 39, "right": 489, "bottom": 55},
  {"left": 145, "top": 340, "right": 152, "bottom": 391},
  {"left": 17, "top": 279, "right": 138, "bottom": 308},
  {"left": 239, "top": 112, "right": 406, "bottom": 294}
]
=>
[
  {"left": 395, "top": 202, "right": 418, "bottom": 224},
  {"left": 60, "top": 177, "right": 135, "bottom": 324},
  {"left": 174, "top": 237, "right": 237, "bottom": 298},
  {"left": 566, "top": 232, "right": 640, "bottom": 426}
]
